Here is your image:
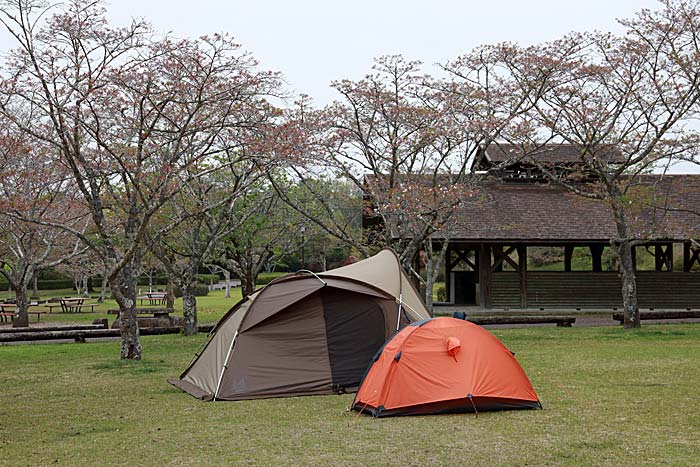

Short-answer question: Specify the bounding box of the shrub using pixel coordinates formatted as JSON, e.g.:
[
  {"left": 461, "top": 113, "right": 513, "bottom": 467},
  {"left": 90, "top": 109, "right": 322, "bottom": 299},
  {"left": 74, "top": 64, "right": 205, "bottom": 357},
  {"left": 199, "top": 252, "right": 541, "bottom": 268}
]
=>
[
  {"left": 255, "top": 272, "right": 287, "bottom": 285},
  {"left": 435, "top": 284, "right": 447, "bottom": 302},
  {"left": 173, "top": 284, "right": 210, "bottom": 298}
]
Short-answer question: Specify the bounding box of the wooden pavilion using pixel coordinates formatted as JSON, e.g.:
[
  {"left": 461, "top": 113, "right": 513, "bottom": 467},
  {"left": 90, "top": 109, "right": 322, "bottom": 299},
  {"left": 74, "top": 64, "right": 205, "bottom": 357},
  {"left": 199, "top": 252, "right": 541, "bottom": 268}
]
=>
[{"left": 372, "top": 144, "right": 700, "bottom": 309}]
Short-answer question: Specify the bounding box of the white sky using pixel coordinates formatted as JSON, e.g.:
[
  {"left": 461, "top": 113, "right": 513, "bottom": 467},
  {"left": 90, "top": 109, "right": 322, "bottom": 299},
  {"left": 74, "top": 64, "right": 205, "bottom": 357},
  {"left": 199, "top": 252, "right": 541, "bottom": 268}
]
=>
[{"left": 0, "top": 0, "right": 697, "bottom": 172}]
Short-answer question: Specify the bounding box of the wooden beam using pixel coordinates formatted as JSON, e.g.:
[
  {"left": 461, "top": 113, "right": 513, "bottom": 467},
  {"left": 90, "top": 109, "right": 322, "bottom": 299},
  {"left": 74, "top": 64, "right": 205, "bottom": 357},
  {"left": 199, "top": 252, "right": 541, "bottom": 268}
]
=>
[
  {"left": 564, "top": 245, "right": 573, "bottom": 272},
  {"left": 518, "top": 245, "right": 527, "bottom": 309},
  {"left": 445, "top": 244, "right": 452, "bottom": 302},
  {"left": 685, "top": 242, "right": 700, "bottom": 272},
  {"left": 655, "top": 244, "right": 673, "bottom": 271},
  {"left": 590, "top": 245, "right": 604, "bottom": 272},
  {"left": 491, "top": 245, "right": 517, "bottom": 272},
  {"left": 449, "top": 248, "right": 476, "bottom": 271},
  {"left": 478, "top": 244, "right": 492, "bottom": 308}
]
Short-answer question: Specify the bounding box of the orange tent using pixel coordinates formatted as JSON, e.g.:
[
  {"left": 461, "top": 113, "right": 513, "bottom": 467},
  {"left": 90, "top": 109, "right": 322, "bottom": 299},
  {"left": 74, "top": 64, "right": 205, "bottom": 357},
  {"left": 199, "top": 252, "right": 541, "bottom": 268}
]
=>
[{"left": 352, "top": 317, "right": 541, "bottom": 417}]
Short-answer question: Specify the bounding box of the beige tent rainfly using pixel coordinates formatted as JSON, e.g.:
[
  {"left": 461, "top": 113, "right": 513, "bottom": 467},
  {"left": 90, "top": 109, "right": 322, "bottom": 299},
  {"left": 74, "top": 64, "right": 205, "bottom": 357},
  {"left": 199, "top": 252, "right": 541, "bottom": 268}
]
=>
[{"left": 169, "top": 249, "right": 429, "bottom": 401}]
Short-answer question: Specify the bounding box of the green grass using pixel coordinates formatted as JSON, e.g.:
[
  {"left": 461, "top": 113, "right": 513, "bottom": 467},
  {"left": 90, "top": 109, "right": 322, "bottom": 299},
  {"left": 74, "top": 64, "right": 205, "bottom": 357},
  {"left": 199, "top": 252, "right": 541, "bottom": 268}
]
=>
[
  {"left": 5, "top": 288, "right": 243, "bottom": 326},
  {"left": 1, "top": 325, "right": 699, "bottom": 466}
]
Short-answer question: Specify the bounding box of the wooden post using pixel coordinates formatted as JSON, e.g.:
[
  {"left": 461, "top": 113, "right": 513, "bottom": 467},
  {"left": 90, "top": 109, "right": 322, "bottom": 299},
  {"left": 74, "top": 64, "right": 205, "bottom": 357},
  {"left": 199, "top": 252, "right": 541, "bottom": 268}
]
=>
[
  {"left": 518, "top": 244, "right": 527, "bottom": 309},
  {"left": 492, "top": 245, "right": 503, "bottom": 272},
  {"left": 631, "top": 246, "right": 637, "bottom": 271},
  {"left": 655, "top": 244, "right": 673, "bottom": 271},
  {"left": 564, "top": 245, "right": 573, "bottom": 272},
  {"left": 478, "top": 244, "right": 491, "bottom": 308},
  {"left": 685, "top": 242, "right": 691, "bottom": 272},
  {"left": 590, "top": 244, "right": 604, "bottom": 272},
  {"left": 445, "top": 244, "right": 452, "bottom": 303}
]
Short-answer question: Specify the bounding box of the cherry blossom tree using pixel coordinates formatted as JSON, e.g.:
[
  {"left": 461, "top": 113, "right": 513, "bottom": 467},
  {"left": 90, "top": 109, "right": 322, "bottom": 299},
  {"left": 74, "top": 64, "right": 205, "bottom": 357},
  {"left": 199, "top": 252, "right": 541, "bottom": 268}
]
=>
[
  {"left": 0, "top": 0, "right": 281, "bottom": 357},
  {"left": 504, "top": 0, "right": 700, "bottom": 328},
  {"left": 279, "top": 55, "right": 541, "bottom": 311},
  {"left": 0, "top": 128, "right": 87, "bottom": 327}
]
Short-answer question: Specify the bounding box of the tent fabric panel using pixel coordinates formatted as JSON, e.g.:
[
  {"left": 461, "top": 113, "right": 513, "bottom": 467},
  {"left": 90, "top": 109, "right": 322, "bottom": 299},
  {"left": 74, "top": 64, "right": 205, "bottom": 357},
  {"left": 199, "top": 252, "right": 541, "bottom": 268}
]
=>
[
  {"left": 217, "top": 293, "right": 333, "bottom": 400},
  {"left": 353, "top": 318, "right": 539, "bottom": 415},
  {"left": 321, "top": 289, "right": 387, "bottom": 389},
  {"left": 208, "top": 290, "right": 260, "bottom": 335},
  {"left": 238, "top": 279, "right": 325, "bottom": 332},
  {"left": 178, "top": 299, "right": 251, "bottom": 397},
  {"left": 351, "top": 324, "right": 420, "bottom": 409},
  {"left": 357, "top": 396, "right": 541, "bottom": 417},
  {"left": 320, "top": 249, "right": 429, "bottom": 321},
  {"left": 168, "top": 378, "right": 214, "bottom": 401},
  {"left": 380, "top": 321, "right": 538, "bottom": 410},
  {"left": 320, "top": 277, "right": 392, "bottom": 300}
]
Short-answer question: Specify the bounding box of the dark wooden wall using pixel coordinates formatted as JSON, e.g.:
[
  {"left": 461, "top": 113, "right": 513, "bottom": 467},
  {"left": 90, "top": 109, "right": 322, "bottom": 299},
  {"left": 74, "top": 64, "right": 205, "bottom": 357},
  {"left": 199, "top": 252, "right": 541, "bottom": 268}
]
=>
[{"left": 490, "top": 271, "right": 700, "bottom": 309}]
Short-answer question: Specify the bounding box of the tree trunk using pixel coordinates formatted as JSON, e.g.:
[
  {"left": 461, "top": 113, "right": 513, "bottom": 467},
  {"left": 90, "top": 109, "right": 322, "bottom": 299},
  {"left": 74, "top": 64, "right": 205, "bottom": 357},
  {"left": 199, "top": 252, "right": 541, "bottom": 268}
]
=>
[
  {"left": 112, "top": 268, "right": 142, "bottom": 360},
  {"left": 12, "top": 284, "right": 29, "bottom": 328},
  {"left": 223, "top": 269, "right": 231, "bottom": 299},
  {"left": 242, "top": 271, "right": 256, "bottom": 297},
  {"left": 181, "top": 282, "right": 198, "bottom": 336},
  {"left": 179, "top": 261, "right": 199, "bottom": 336},
  {"left": 31, "top": 273, "right": 39, "bottom": 299},
  {"left": 610, "top": 195, "right": 640, "bottom": 329},
  {"left": 82, "top": 277, "right": 89, "bottom": 297},
  {"left": 166, "top": 275, "right": 175, "bottom": 309},
  {"left": 618, "top": 241, "right": 640, "bottom": 329},
  {"left": 423, "top": 242, "right": 448, "bottom": 317},
  {"left": 98, "top": 275, "right": 108, "bottom": 303}
]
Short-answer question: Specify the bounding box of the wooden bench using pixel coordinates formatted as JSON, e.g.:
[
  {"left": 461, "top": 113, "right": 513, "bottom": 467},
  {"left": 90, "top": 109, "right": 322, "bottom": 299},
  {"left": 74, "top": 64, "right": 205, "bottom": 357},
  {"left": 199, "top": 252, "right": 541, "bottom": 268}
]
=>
[
  {"left": 44, "top": 303, "right": 63, "bottom": 313},
  {"left": 0, "top": 325, "right": 208, "bottom": 343},
  {"left": 73, "top": 304, "right": 96, "bottom": 313},
  {"left": 108, "top": 308, "right": 175, "bottom": 318},
  {"left": 28, "top": 311, "right": 48, "bottom": 322},
  {"left": 612, "top": 311, "right": 700, "bottom": 323},
  {"left": 453, "top": 313, "right": 576, "bottom": 327},
  {"left": 0, "top": 312, "right": 14, "bottom": 323},
  {"left": 0, "top": 323, "right": 107, "bottom": 333}
]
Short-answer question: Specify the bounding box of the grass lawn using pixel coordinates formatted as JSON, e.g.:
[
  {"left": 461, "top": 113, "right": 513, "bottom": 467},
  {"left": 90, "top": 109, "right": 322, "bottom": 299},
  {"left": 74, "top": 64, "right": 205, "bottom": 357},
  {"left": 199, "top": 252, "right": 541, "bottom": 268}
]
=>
[
  {"left": 1, "top": 324, "right": 699, "bottom": 466},
  {"left": 10, "top": 288, "right": 243, "bottom": 326}
]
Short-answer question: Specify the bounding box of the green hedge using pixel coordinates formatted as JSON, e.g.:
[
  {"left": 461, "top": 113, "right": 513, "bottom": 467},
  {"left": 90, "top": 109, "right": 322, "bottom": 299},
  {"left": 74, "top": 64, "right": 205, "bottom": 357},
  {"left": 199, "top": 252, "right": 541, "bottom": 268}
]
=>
[
  {"left": 435, "top": 284, "right": 447, "bottom": 302},
  {"left": 0, "top": 279, "right": 76, "bottom": 290},
  {"left": 255, "top": 272, "right": 287, "bottom": 285},
  {"left": 173, "top": 284, "right": 210, "bottom": 298},
  {"left": 137, "top": 274, "right": 220, "bottom": 286}
]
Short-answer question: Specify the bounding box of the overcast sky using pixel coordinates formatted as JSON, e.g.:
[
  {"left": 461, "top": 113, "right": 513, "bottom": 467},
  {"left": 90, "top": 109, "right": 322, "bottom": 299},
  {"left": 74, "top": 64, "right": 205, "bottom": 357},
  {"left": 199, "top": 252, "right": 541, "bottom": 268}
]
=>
[{"left": 0, "top": 0, "right": 697, "bottom": 172}]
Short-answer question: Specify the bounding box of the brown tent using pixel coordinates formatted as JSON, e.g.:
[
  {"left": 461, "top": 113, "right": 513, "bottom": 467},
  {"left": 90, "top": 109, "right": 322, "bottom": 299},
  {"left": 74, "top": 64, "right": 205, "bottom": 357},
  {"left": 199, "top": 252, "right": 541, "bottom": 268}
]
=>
[{"left": 169, "top": 249, "right": 429, "bottom": 401}]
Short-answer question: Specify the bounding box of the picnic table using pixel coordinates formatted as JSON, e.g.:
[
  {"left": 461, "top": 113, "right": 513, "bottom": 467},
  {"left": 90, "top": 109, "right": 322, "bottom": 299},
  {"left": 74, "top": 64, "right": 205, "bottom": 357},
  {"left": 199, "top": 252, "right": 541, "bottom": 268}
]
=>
[
  {"left": 137, "top": 291, "right": 167, "bottom": 306},
  {"left": 0, "top": 302, "right": 49, "bottom": 322},
  {"left": 109, "top": 307, "right": 175, "bottom": 318},
  {"left": 59, "top": 297, "right": 95, "bottom": 313},
  {"left": 0, "top": 303, "right": 15, "bottom": 323}
]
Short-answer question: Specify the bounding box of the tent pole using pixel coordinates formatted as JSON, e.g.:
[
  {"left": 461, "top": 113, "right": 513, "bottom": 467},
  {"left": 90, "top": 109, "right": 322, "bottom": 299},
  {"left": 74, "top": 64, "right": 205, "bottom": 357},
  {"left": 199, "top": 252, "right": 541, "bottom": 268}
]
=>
[
  {"left": 396, "top": 293, "right": 403, "bottom": 331},
  {"left": 213, "top": 331, "right": 238, "bottom": 401},
  {"left": 296, "top": 269, "right": 327, "bottom": 285},
  {"left": 396, "top": 299, "right": 421, "bottom": 322}
]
